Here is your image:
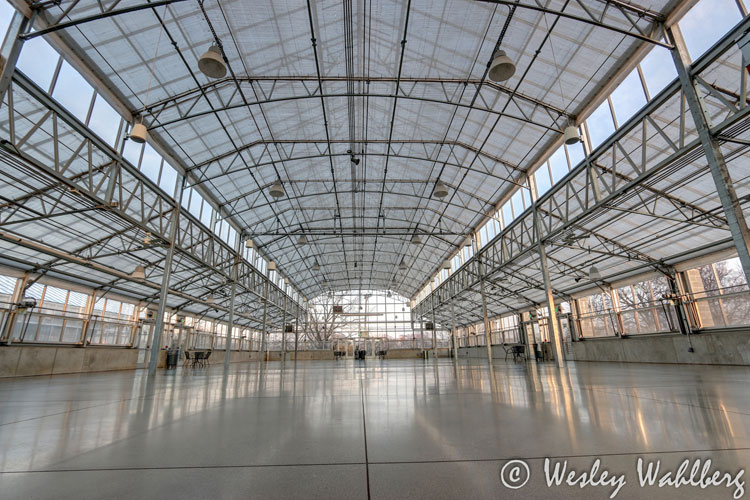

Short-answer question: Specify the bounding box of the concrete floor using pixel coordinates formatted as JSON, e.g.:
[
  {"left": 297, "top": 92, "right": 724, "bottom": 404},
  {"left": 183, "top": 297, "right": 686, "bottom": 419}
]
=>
[{"left": 0, "top": 358, "right": 748, "bottom": 499}]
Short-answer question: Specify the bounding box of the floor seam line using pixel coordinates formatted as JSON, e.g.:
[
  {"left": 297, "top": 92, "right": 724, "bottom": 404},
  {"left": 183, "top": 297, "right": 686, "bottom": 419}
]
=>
[{"left": 361, "top": 379, "right": 371, "bottom": 500}]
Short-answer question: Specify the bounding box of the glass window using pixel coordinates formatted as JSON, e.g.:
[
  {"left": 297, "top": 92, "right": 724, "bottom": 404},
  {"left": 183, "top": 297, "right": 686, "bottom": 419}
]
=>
[
  {"left": 122, "top": 138, "right": 142, "bottom": 167},
  {"left": 586, "top": 100, "right": 615, "bottom": 149},
  {"left": 609, "top": 69, "right": 647, "bottom": 126},
  {"left": 52, "top": 61, "right": 94, "bottom": 123},
  {"left": 639, "top": 46, "right": 676, "bottom": 98},
  {"left": 17, "top": 36, "right": 59, "bottom": 91},
  {"left": 0, "top": 1, "right": 14, "bottom": 38},
  {"left": 188, "top": 189, "right": 203, "bottom": 219},
  {"left": 88, "top": 94, "right": 121, "bottom": 147},
  {"left": 159, "top": 162, "right": 178, "bottom": 197},
  {"left": 534, "top": 164, "right": 552, "bottom": 196},
  {"left": 566, "top": 141, "right": 586, "bottom": 170},
  {"left": 713, "top": 257, "right": 746, "bottom": 288},
  {"left": 25, "top": 282, "right": 44, "bottom": 301},
  {"left": 679, "top": 0, "right": 742, "bottom": 60},
  {"left": 511, "top": 190, "right": 524, "bottom": 218},
  {"left": 501, "top": 201, "right": 513, "bottom": 226},
  {"left": 66, "top": 291, "right": 88, "bottom": 314},
  {"left": 140, "top": 144, "right": 162, "bottom": 184},
  {"left": 548, "top": 146, "right": 569, "bottom": 184}
]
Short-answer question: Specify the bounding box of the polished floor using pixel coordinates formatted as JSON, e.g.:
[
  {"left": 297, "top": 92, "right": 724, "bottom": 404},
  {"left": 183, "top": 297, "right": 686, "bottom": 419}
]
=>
[{"left": 0, "top": 358, "right": 748, "bottom": 499}]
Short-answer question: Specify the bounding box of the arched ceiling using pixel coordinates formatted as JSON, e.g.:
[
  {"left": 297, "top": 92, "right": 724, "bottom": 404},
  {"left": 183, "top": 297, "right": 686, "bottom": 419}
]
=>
[{"left": 37, "top": 0, "right": 677, "bottom": 299}]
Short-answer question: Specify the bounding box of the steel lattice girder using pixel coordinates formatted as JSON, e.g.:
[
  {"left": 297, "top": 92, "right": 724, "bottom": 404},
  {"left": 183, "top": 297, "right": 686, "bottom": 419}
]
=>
[
  {"left": 2, "top": 71, "right": 303, "bottom": 327},
  {"left": 417, "top": 16, "right": 750, "bottom": 325}
]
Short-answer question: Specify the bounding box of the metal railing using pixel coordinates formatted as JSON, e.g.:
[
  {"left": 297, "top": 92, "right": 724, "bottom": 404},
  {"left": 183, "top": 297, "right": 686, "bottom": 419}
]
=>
[
  {"left": 0, "top": 301, "right": 138, "bottom": 346},
  {"left": 685, "top": 285, "right": 750, "bottom": 330}
]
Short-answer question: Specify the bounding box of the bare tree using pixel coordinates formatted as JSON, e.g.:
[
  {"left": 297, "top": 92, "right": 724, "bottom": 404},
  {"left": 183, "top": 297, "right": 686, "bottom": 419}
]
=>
[{"left": 304, "top": 293, "right": 359, "bottom": 342}]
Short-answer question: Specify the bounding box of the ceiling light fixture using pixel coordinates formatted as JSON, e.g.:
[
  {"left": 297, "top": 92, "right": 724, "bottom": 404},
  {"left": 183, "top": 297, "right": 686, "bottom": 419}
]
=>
[
  {"left": 245, "top": 239, "right": 254, "bottom": 249},
  {"left": 399, "top": 258, "right": 408, "bottom": 270},
  {"left": 442, "top": 260, "right": 451, "bottom": 270},
  {"left": 433, "top": 180, "right": 449, "bottom": 198},
  {"left": 129, "top": 122, "right": 147, "bottom": 143},
  {"left": 564, "top": 125, "right": 581, "bottom": 145},
  {"left": 268, "top": 261, "right": 277, "bottom": 271},
  {"left": 410, "top": 234, "right": 421, "bottom": 244},
  {"left": 297, "top": 234, "right": 308, "bottom": 246},
  {"left": 312, "top": 259, "right": 320, "bottom": 271},
  {"left": 131, "top": 265, "right": 146, "bottom": 280},
  {"left": 588, "top": 265, "right": 601, "bottom": 281},
  {"left": 489, "top": 50, "right": 516, "bottom": 82},
  {"left": 198, "top": 45, "right": 227, "bottom": 79},
  {"left": 269, "top": 180, "right": 285, "bottom": 198},
  {"left": 142, "top": 232, "right": 152, "bottom": 245}
]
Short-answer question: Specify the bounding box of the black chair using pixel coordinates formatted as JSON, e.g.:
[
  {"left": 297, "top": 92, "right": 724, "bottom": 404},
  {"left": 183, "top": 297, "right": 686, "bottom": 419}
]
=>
[
  {"left": 204, "top": 351, "right": 212, "bottom": 365},
  {"left": 183, "top": 350, "right": 192, "bottom": 366},
  {"left": 511, "top": 345, "right": 525, "bottom": 362},
  {"left": 192, "top": 351, "right": 205, "bottom": 368}
]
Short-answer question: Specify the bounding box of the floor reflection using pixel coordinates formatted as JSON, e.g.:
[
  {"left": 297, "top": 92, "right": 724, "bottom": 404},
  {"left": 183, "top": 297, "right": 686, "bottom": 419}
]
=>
[{"left": 0, "top": 358, "right": 747, "bottom": 474}]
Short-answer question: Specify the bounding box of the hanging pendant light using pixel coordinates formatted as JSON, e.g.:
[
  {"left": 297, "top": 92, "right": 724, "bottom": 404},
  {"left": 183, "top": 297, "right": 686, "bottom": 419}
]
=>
[
  {"left": 129, "top": 122, "right": 148, "bottom": 143},
  {"left": 131, "top": 265, "right": 146, "bottom": 279},
  {"left": 410, "top": 233, "right": 421, "bottom": 244},
  {"left": 245, "top": 239, "right": 254, "bottom": 249},
  {"left": 142, "top": 232, "right": 152, "bottom": 245},
  {"left": 268, "top": 261, "right": 277, "bottom": 271},
  {"left": 269, "top": 181, "right": 285, "bottom": 198},
  {"left": 312, "top": 259, "right": 320, "bottom": 272},
  {"left": 433, "top": 180, "right": 449, "bottom": 198},
  {"left": 464, "top": 237, "right": 473, "bottom": 248},
  {"left": 297, "top": 234, "right": 308, "bottom": 246},
  {"left": 198, "top": 45, "right": 227, "bottom": 79},
  {"left": 399, "top": 258, "right": 408, "bottom": 270},
  {"left": 442, "top": 260, "right": 451, "bottom": 270},
  {"left": 207, "top": 293, "right": 215, "bottom": 304},
  {"left": 588, "top": 265, "right": 601, "bottom": 281},
  {"left": 564, "top": 125, "right": 581, "bottom": 145},
  {"left": 489, "top": 50, "right": 516, "bottom": 82}
]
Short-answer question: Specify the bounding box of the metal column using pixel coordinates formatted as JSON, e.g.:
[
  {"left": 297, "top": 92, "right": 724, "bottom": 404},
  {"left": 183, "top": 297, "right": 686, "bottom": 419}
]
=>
[
  {"left": 294, "top": 305, "right": 299, "bottom": 358},
  {"left": 538, "top": 242, "right": 566, "bottom": 368},
  {"left": 419, "top": 307, "right": 425, "bottom": 353},
  {"left": 224, "top": 242, "right": 239, "bottom": 371},
  {"left": 669, "top": 26, "right": 750, "bottom": 285},
  {"left": 259, "top": 279, "right": 269, "bottom": 362},
  {"left": 478, "top": 257, "right": 493, "bottom": 365},
  {"left": 281, "top": 294, "right": 287, "bottom": 357},
  {"left": 0, "top": 11, "right": 30, "bottom": 106},
  {"left": 148, "top": 181, "right": 184, "bottom": 375},
  {"left": 430, "top": 296, "right": 437, "bottom": 359},
  {"left": 450, "top": 299, "right": 458, "bottom": 360}
]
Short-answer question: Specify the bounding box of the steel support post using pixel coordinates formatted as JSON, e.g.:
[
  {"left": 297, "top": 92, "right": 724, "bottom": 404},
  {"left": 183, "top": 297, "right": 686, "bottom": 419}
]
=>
[
  {"left": 259, "top": 279, "right": 269, "bottom": 361},
  {"left": 224, "top": 240, "right": 239, "bottom": 370},
  {"left": 0, "top": 11, "right": 30, "bottom": 107},
  {"left": 450, "top": 299, "right": 458, "bottom": 359},
  {"left": 1, "top": 273, "right": 28, "bottom": 343},
  {"left": 294, "top": 307, "right": 299, "bottom": 358},
  {"left": 669, "top": 26, "right": 750, "bottom": 285},
  {"left": 419, "top": 307, "right": 425, "bottom": 353},
  {"left": 537, "top": 242, "right": 566, "bottom": 368},
  {"left": 478, "top": 257, "right": 494, "bottom": 365},
  {"left": 281, "top": 294, "right": 287, "bottom": 357},
  {"left": 148, "top": 181, "right": 184, "bottom": 375},
  {"left": 430, "top": 297, "right": 437, "bottom": 358}
]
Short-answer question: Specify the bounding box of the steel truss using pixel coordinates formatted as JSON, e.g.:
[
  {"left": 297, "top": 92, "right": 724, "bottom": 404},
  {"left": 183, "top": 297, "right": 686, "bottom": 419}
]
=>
[
  {"left": 0, "top": 70, "right": 303, "bottom": 330},
  {"left": 415, "top": 17, "right": 750, "bottom": 328}
]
